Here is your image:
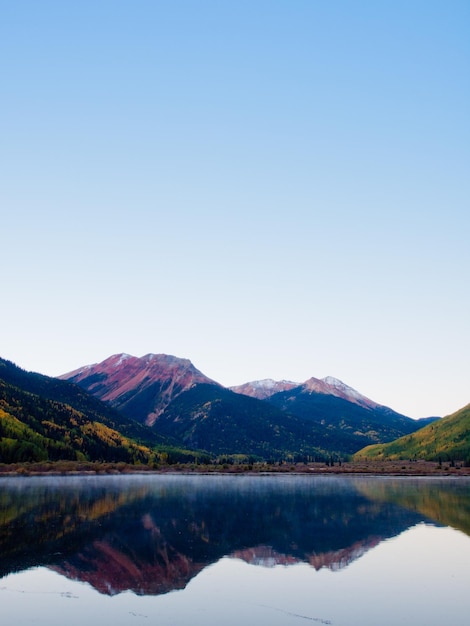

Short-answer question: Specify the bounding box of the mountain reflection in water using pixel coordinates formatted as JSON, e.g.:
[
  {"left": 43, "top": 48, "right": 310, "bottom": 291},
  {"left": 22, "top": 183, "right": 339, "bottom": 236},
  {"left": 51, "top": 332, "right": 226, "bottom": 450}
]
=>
[{"left": 0, "top": 474, "right": 469, "bottom": 596}]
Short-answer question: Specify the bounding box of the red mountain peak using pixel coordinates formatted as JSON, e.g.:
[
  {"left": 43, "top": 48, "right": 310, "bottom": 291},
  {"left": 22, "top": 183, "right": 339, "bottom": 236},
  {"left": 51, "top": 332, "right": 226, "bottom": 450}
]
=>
[{"left": 59, "top": 353, "right": 219, "bottom": 426}]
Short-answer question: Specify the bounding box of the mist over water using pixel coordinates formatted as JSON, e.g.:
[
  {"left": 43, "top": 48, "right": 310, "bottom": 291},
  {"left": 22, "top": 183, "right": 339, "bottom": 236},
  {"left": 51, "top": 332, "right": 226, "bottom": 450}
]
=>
[{"left": 1, "top": 474, "right": 470, "bottom": 625}]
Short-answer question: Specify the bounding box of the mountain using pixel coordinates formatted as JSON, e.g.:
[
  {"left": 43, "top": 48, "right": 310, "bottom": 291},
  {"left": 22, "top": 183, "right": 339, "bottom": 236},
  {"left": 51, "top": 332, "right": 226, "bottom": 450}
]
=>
[
  {"left": 0, "top": 357, "right": 163, "bottom": 464},
  {"left": 1, "top": 351, "right": 450, "bottom": 464},
  {"left": 230, "top": 378, "right": 299, "bottom": 400},
  {"left": 231, "top": 375, "right": 379, "bottom": 409},
  {"left": 60, "top": 353, "right": 218, "bottom": 426},
  {"left": 304, "top": 376, "right": 380, "bottom": 409},
  {"left": 152, "top": 383, "right": 332, "bottom": 459},
  {"left": 261, "top": 378, "right": 434, "bottom": 453},
  {"left": 60, "top": 353, "right": 437, "bottom": 458},
  {"left": 354, "top": 403, "right": 470, "bottom": 463}
]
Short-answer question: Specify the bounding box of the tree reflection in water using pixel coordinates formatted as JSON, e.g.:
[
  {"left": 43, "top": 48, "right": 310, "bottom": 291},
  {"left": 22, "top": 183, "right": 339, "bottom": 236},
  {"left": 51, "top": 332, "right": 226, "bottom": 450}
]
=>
[{"left": 0, "top": 474, "right": 469, "bottom": 596}]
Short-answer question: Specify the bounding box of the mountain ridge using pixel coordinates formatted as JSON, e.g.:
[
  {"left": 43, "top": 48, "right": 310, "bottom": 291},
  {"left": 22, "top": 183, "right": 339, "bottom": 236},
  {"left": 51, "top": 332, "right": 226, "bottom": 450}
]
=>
[
  {"left": 62, "top": 352, "right": 421, "bottom": 421},
  {"left": 59, "top": 352, "right": 439, "bottom": 458},
  {"left": 231, "top": 375, "right": 383, "bottom": 411},
  {"left": 2, "top": 351, "right": 464, "bottom": 464}
]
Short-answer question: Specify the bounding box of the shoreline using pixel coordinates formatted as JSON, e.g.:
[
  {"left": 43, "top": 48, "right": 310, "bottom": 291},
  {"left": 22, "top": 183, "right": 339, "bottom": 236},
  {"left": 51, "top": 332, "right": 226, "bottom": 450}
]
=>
[{"left": 1, "top": 459, "right": 469, "bottom": 477}]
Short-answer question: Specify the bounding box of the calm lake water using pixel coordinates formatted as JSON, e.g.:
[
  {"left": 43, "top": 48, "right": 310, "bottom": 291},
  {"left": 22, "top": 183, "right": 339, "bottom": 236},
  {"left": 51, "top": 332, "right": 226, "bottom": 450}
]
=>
[{"left": 1, "top": 474, "right": 469, "bottom": 626}]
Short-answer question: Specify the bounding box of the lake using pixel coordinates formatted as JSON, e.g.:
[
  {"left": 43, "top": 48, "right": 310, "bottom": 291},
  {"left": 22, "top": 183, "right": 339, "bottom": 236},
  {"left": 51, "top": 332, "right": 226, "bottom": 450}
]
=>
[{"left": 1, "top": 474, "right": 469, "bottom": 626}]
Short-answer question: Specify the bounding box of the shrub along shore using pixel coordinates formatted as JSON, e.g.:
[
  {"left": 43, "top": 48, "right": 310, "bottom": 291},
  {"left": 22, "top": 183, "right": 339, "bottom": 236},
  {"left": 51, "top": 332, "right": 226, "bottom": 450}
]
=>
[{"left": 0, "top": 459, "right": 469, "bottom": 476}]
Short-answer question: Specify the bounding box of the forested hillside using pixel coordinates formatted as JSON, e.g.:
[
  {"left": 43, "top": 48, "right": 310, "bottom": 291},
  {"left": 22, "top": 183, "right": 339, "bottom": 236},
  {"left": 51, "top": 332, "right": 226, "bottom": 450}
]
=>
[
  {"left": 354, "top": 403, "right": 470, "bottom": 463},
  {"left": 0, "top": 358, "right": 158, "bottom": 463}
]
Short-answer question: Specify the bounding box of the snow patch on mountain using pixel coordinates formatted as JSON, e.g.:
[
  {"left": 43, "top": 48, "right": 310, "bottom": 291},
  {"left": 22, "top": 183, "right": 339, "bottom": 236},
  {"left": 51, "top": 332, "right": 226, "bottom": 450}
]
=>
[
  {"left": 230, "top": 379, "right": 300, "bottom": 400},
  {"left": 114, "top": 353, "right": 132, "bottom": 366},
  {"left": 251, "top": 379, "right": 298, "bottom": 390},
  {"left": 320, "top": 376, "right": 378, "bottom": 409}
]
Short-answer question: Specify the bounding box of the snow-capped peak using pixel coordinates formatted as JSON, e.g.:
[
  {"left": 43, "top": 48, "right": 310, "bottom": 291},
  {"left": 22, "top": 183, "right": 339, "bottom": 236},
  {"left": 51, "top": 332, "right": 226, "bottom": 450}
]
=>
[
  {"left": 321, "top": 376, "right": 377, "bottom": 408},
  {"left": 114, "top": 353, "right": 132, "bottom": 366},
  {"left": 251, "top": 378, "right": 297, "bottom": 390},
  {"left": 322, "top": 376, "right": 356, "bottom": 393},
  {"left": 230, "top": 378, "right": 300, "bottom": 401}
]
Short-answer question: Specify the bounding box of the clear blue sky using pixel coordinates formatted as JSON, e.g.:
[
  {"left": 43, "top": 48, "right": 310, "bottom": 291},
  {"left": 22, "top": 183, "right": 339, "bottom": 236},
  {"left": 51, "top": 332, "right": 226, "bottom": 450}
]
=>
[{"left": 2, "top": 1, "right": 469, "bottom": 418}]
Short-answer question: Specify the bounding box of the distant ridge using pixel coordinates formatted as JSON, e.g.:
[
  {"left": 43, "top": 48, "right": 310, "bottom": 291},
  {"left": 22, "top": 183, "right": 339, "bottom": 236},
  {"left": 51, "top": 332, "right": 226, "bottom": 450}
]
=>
[
  {"left": 230, "top": 379, "right": 299, "bottom": 400},
  {"left": 231, "top": 375, "right": 381, "bottom": 410}
]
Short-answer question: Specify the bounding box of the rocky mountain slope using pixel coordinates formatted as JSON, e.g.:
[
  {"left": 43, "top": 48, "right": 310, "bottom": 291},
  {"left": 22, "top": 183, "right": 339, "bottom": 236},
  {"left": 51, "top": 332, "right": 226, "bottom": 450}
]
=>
[{"left": 60, "top": 353, "right": 218, "bottom": 426}]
